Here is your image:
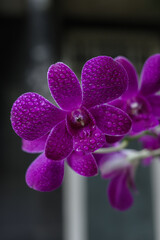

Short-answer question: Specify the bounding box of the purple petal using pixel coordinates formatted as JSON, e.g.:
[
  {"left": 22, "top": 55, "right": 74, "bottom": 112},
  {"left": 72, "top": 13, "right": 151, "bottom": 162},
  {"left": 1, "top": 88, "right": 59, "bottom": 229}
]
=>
[
  {"left": 109, "top": 99, "right": 128, "bottom": 112},
  {"left": 90, "top": 104, "right": 132, "bottom": 136},
  {"left": 140, "top": 135, "right": 160, "bottom": 150},
  {"left": 95, "top": 152, "right": 130, "bottom": 179},
  {"left": 147, "top": 94, "right": 160, "bottom": 118},
  {"left": 22, "top": 134, "right": 48, "bottom": 153},
  {"left": 131, "top": 114, "right": 158, "bottom": 133},
  {"left": 81, "top": 56, "right": 128, "bottom": 108},
  {"left": 45, "top": 120, "right": 73, "bottom": 161},
  {"left": 108, "top": 101, "right": 130, "bottom": 139},
  {"left": 25, "top": 153, "right": 64, "bottom": 192},
  {"left": 73, "top": 127, "right": 105, "bottom": 153},
  {"left": 48, "top": 63, "right": 82, "bottom": 111},
  {"left": 142, "top": 157, "right": 153, "bottom": 166},
  {"left": 108, "top": 170, "right": 133, "bottom": 211},
  {"left": 11, "top": 92, "right": 66, "bottom": 140},
  {"left": 115, "top": 56, "right": 138, "bottom": 99},
  {"left": 67, "top": 151, "right": 98, "bottom": 177},
  {"left": 140, "top": 54, "right": 160, "bottom": 96}
]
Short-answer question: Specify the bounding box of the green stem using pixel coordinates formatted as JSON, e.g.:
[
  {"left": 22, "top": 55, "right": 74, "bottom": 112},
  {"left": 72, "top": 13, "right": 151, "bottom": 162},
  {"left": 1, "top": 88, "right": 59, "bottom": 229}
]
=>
[
  {"left": 94, "top": 140, "right": 128, "bottom": 154},
  {"left": 128, "top": 148, "right": 160, "bottom": 163}
]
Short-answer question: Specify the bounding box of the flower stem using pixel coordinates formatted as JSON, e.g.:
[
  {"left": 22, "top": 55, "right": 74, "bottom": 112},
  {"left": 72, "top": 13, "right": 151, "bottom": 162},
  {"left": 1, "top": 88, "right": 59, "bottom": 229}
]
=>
[
  {"left": 94, "top": 140, "right": 128, "bottom": 154},
  {"left": 128, "top": 148, "right": 160, "bottom": 163},
  {"left": 95, "top": 141, "right": 160, "bottom": 164}
]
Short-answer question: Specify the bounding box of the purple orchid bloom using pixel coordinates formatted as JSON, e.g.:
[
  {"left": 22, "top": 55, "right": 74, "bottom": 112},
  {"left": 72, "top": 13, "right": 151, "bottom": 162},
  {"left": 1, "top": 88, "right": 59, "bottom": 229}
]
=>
[
  {"left": 110, "top": 54, "right": 160, "bottom": 134},
  {"left": 11, "top": 56, "right": 132, "bottom": 192},
  {"left": 94, "top": 150, "right": 137, "bottom": 211}
]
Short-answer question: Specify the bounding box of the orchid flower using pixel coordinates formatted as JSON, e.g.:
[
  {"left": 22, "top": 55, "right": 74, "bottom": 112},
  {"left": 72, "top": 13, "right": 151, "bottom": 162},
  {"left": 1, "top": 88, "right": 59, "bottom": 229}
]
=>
[
  {"left": 110, "top": 54, "right": 160, "bottom": 134},
  {"left": 94, "top": 150, "right": 138, "bottom": 211},
  {"left": 11, "top": 56, "right": 131, "bottom": 191}
]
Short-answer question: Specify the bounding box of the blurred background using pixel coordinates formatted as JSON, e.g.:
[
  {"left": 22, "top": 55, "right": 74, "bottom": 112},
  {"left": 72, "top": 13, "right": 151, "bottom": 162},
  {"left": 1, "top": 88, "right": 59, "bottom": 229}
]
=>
[{"left": 1, "top": 0, "right": 160, "bottom": 239}]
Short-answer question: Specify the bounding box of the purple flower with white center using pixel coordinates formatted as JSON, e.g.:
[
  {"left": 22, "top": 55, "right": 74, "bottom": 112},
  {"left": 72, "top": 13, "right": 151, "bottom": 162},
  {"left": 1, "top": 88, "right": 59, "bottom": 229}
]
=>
[
  {"left": 94, "top": 150, "right": 137, "bottom": 211},
  {"left": 11, "top": 56, "right": 132, "bottom": 191},
  {"left": 110, "top": 54, "right": 160, "bottom": 134}
]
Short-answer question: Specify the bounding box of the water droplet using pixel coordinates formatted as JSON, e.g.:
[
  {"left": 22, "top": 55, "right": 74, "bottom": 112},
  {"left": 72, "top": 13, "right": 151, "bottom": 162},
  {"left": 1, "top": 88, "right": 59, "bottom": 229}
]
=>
[
  {"left": 90, "top": 139, "right": 95, "bottom": 144},
  {"left": 84, "top": 146, "right": 89, "bottom": 151},
  {"left": 95, "top": 132, "right": 100, "bottom": 138},
  {"left": 107, "top": 122, "right": 112, "bottom": 127}
]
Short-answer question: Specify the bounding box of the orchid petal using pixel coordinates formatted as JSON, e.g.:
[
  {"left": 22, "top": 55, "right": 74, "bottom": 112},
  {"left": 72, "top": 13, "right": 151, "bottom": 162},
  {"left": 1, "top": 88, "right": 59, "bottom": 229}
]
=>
[
  {"left": 90, "top": 104, "right": 132, "bottom": 136},
  {"left": 67, "top": 151, "right": 98, "bottom": 177},
  {"left": 109, "top": 98, "right": 128, "bottom": 112},
  {"left": 140, "top": 54, "right": 160, "bottom": 96},
  {"left": 140, "top": 135, "right": 160, "bottom": 150},
  {"left": 11, "top": 92, "right": 66, "bottom": 140},
  {"left": 140, "top": 134, "right": 160, "bottom": 165},
  {"left": 45, "top": 120, "right": 73, "bottom": 161},
  {"left": 25, "top": 153, "right": 64, "bottom": 192},
  {"left": 115, "top": 56, "right": 138, "bottom": 99},
  {"left": 73, "top": 127, "right": 105, "bottom": 153},
  {"left": 108, "top": 171, "right": 133, "bottom": 211},
  {"left": 147, "top": 94, "right": 160, "bottom": 118},
  {"left": 81, "top": 56, "right": 128, "bottom": 108},
  {"left": 95, "top": 152, "right": 130, "bottom": 179},
  {"left": 48, "top": 63, "right": 82, "bottom": 111},
  {"left": 22, "top": 134, "right": 48, "bottom": 153},
  {"left": 142, "top": 157, "right": 153, "bottom": 166},
  {"left": 131, "top": 115, "right": 158, "bottom": 133}
]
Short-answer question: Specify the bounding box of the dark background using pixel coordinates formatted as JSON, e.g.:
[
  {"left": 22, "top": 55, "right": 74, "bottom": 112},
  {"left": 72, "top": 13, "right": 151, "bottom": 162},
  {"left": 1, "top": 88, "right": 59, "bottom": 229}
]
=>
[{"left": 1, "top": 0, "right": 160, "bottom": 239}]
